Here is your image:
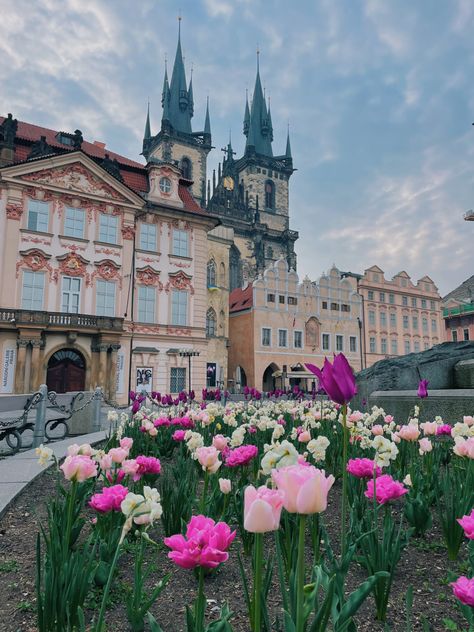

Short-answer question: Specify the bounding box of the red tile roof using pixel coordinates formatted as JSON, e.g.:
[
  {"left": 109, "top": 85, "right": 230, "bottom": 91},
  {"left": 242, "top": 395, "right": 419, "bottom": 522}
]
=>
[{"left": 229, "top": 284, "right": 254, "bottom": 312}]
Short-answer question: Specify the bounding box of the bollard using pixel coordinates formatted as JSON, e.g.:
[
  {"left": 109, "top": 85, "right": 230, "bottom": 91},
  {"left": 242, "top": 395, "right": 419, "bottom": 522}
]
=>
[
  {"left": 32, "top": 384, "right": 48, "bottom": 448},
  {"left": 92, "top": 386, "right": 103, "bottom": 433}
]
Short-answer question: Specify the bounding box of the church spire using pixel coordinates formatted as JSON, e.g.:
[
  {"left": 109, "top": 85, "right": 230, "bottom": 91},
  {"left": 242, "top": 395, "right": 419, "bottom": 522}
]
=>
[
  {"left": 243, "top": 89, "right": 250, "bottom": 136},
  {"left": 245, "top": 51, "right": 273, "bottom": 157},
  {"left": 285, "top": 124, "right": 292, "bottom": 159},
  {"left": 204, "top": 96, "right": 211, "bottom": 136},
  {"left": 163, "top": 16, "right": 192, "bottom": 134},
  {"left": 188, "top": 66, "right": 194, "bottom": 118},
  {"left": 144, "top": 101, "right": 151, "bottom": 140}
]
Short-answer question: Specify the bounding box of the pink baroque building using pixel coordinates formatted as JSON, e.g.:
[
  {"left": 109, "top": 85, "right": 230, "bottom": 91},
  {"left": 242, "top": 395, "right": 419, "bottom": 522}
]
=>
[
  {"left": 443, "top": 275, "right": 474, "bottom": 343},
  {"left": 228, "top": 260, "right": 362, "bottom": 392},
  {"left": 357, "top": 265, "right": 444, "bottom": 368},
  {"left": 0, "top": 115, "right": 217, "bottom": 402}
]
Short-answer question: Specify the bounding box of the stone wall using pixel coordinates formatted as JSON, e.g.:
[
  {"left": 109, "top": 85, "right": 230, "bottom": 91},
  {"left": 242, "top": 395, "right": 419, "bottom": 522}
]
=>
[{"left": 368, "top": 389, "right": 474, "bottom": 423}]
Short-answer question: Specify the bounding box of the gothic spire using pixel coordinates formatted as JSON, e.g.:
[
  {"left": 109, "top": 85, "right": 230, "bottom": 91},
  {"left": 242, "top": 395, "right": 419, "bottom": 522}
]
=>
[
  {"left": 164, "top": 17, "right": 192, "bottom": 134},
  {"left": 144, "top": 101, "right": 151, "bottom": 140},
  {"left": 267, "top": 97, "right": 274, "bottom": 143},
  {"left": 204, "top": 96, "right": 211, "bottom": 135},
  {"left": 285, "top": 124, "right": 292, "bottom": 159},
  {"left": 188, "top": 67, "right": 194, "bottom": 118},
  {"left": 245, "top": 51, "right": 273, "bottom": 157},
  {"left": 243, "top": 89, "right": 250, "bottom": 136}
]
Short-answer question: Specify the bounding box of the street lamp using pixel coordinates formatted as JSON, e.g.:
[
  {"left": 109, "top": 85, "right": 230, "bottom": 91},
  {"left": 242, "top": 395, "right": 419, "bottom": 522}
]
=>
[{"left": 178, "top": 349, "right": 200, "bottom": 393}]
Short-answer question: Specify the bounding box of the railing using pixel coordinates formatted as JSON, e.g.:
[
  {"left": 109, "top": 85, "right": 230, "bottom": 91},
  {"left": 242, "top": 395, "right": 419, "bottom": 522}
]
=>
[
  {"left": 0, "top": 309, "right": 124, "bottom": 331},
  {"left": 443, "top": 304, "right": 474, "bottom": 317}
]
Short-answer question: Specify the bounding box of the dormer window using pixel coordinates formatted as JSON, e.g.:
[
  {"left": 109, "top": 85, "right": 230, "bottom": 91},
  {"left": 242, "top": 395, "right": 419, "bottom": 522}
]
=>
[
  {"left": 265, "top": 180, "right": 275, "bottom": 210},
  {"left": 159, "top": 177, "right": 171, "bottom": 194}
]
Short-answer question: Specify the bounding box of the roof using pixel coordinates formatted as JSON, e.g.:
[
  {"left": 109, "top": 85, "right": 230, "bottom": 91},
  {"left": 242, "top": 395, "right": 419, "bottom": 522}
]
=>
[
  {"left": 229, "top": 284, "right": 254, "bottom": 313},
  {"left": 443, "top": 275, "right": 474, "bottom": 303}
]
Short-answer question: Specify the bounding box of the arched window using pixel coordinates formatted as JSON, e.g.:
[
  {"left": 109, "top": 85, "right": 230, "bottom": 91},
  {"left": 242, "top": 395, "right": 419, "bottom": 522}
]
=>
[
  {"left": 181, "top": 157, "right": 192, "bottom": 180},
  {"left": 206, "top": 308, "right": 217, "bottom": 337},
  {"left": 207, "top": 260, "right": 217, "bottom": 287},
  {"left": 265, "top": 180, "right": 275, "bottom": 210}
]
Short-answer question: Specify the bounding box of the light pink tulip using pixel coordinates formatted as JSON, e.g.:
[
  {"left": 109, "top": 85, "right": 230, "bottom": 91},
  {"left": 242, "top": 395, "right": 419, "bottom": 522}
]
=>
[
  {"left": 196, "top": 446, "right": 221, "bottom": 474},
  {"left": 397, "top": 424, "right": 420, "bottom": 441},
  {"left": 272, "top": 464, "right": 335, "bottom": 514},
  {"left": 384, "top": 415, "right": 394, "bottom": 424},
  {"left": 371, "top": 425, "right": 384, "bottom": 436},
  {"left": 298, "top": 430, "right": 311, "bottom": 443},
  {"left": 120, "top": 437, "right": 133, "bottom": 450},
  {"left": 60, "top": 455, "right": 97, "bottom": 482},
  {"left": 454, "top": 438, "right": 474, "bottom": 459},
  {"left": 244, "top": 485, "right": 284, "bottom": 532},
  {"left": 418, "top": 438, "right": 433, "bottom": 454},
  {"left": 464, "top": 416, "right": 474, "bottom": 427},
  {"left": 99, "top": 454, "right": 113, "bottom": 471},
  {"left": 108, "top": 447, "right": 129, "bottom": 464},
  {"left": 420, "top": 421, "right": 438, "bottom": 436},
  {"left": 219, "top": 478, "right": 232, "bottom": 494},
  {"left": 212, "top": 434, "right": 229, "bottom": 451}
]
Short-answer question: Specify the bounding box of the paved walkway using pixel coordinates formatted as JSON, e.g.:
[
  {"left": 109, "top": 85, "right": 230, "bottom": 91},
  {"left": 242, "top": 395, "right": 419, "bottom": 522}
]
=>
[{"left": 0, "top": 430, "right": 109, "bottom": 519}]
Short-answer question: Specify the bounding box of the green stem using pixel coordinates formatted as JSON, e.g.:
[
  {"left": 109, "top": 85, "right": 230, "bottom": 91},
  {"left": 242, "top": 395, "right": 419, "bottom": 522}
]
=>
[
  {"left": 341, "top": 404, "right": 349, "bottom": 558},
  {"left": 253, "top": 532, "right": 263, "bottom": 632},
  {"left": 200, "top": 470, "right": 209, "bottom": 514},
  {"left": 195, "top": 565, "right": 205, "bottom": 632},
  {"left": 312, "top": 513, "right": 320, "bottom": 564},
  {"left": 64, "top": 480, "right": 77, "bottom": 554},
  {"left": 296, "top": 514, "right": 306, "bottom": 632},
  {"left": 95, "top": 541, "right": 122, "bottom": 631}
]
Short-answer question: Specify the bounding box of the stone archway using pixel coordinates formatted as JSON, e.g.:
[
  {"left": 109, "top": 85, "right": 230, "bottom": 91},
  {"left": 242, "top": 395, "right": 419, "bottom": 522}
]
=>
[
  {"left": 262, "top": 363, "right": 279, "bottom": 392},
  {"left": 46, "top": 348, "right": 86, "bottom": 393}
]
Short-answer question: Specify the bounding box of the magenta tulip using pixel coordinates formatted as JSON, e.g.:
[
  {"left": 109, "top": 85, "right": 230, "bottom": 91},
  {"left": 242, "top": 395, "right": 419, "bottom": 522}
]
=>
[
  {"left": 458, "top": 509, "right": 474, "bottom": 539},
  {"left": 417, "top": 379, "right": 429, "bottom": 399},
  {"left": 451, "top": 576, "right": 474, "bottom": 607},
  {"left": 365, "top": 474, "right": 408, "bottom": 505},
  {"left": 347, "top": 458, "right": 381, "bottom": 479},
  {"left": 306, "top": 354, "right": 357, "bottom": 406}
]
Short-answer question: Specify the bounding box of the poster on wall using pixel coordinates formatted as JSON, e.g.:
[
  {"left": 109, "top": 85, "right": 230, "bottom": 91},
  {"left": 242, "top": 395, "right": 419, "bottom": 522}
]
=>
[
  {"left": 206, "top": 362, "right": 217, "bottom": 388},
  {"left": 136, "top": 367, "right": 153, "bottom": 394},
  {"left": 116, "top": 351, "right": 125, "bottom": 395},
  {"left": 1, "top": 344, "right": 16, "bottom": 393}
]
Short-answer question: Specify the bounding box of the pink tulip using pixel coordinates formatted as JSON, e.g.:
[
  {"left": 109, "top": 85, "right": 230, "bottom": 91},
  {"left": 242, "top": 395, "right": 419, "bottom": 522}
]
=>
[
  {"left": 371, "top": 425, "right": 384, "bottom": 436},
  {"left": 298, "top": 430, "right": 311, "bottom": 443},
  {"left": 108, "top": 447, "right": 129, "bottom": 464},
  {"left": 436, "top": 424, "right": 452, "bottom": 436},
  {"left": 347, "top": 458, "right": 381, "bottom": 479},
  {"left": 451, "top": 576, "right": 474, "bottom": 607},
  {"left": 60, "top": 455, "right": 97, "bottom": 482},
  {"left": 89, "top": 485, "right": 129, "bottom": 513},
  {"left": 196, "top": 446, "right": 221, "bottom": 473},
  {"left": 458, "top": 509, "right": 474, "bottom": 539},
  {"left": 397, "top": 425, "right": 420, "bottom": 441},
  {"left": 464, "top": 416, "right": 474, "bottom": 427},
  {"left": 244, "top": 485, "right": 284, "bottom": 532},
  {"left": 224, "top": 445, "right": 258, "bottom": 467},
  {"left": 454, "top": 438, "right": 474, "bottom": 459},
  {"left": 135, "top": 455, "right": 161, "bottom": 479},
  {"left": 272, "top": 464, "right": 335, "bottom": 514},
  {"left": 219, "top": 478, "right": 232, "bottom": 494},
  {"left": 420, "top": 421, "right": 438, "bottom": 436},
  {"left": 120, "top": 437, "right": 133, "bottom": 450},
  {"left": 365, "top": 474, "right": 408, "bottom": 505},
  {"left": 99, "top": 454, "right": 113, "bottom": 471},
  {"left": 384, "top": 415, "right": 394, "bottom": 424},
  {"left": 418, "top": 438, "right": 432, "bottom": 454},
  {"left": 122, "top": 459, "right": 139, "bottom": 479},
  {"left": 212, "top": 434, "right": 229, "bottom": 451},
  {"left": 172, "top": 429, "right": 186, "bottom": 441}
]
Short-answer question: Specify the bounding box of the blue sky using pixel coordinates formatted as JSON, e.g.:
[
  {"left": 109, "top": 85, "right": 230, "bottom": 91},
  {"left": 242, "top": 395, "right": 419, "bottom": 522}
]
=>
[{"left": 1, "top": 0, "right": 473, "bottom": 295}]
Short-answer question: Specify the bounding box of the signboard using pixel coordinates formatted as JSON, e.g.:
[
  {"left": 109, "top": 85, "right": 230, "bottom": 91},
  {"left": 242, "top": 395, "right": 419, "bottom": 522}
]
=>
[
  {"left": 116, "top": 351, "right": 125, "bottom": 395},
  {"left": 1, "top": 344, "right": 16, "bottom": 394},
  {"left": 136, "top": 367, "right": 153, "bottom": 394},
  {"left": 206, "top": 362, "right": 217, "bottom": 388}
]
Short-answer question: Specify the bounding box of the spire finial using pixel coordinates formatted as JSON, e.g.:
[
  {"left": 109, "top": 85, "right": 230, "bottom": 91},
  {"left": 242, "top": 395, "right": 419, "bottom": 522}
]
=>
[
  {"left": 178, "top": 11, "right": 182, "bottom": 38},
  {"left": 256, "top": 44, "right": 260, "bottom": 72},
  {"left": 164, "top": 52, "right": 167, "bottom": 71}
]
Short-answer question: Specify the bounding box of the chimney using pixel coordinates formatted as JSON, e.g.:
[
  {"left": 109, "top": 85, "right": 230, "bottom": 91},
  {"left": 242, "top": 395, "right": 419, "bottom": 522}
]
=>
[{"left": 93, "top": 141, "right": 106, "bottom": 149}]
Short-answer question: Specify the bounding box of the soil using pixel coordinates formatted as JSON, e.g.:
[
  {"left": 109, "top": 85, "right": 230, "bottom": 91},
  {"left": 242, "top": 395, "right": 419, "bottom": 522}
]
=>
[{"left": 0, "top": 469, "right": 467, "bottom": 632}]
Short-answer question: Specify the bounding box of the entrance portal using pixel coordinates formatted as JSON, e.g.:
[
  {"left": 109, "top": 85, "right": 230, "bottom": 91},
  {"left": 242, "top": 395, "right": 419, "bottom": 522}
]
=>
[{"left": 46, "top": 348, "right": 86, "bottom": 393}]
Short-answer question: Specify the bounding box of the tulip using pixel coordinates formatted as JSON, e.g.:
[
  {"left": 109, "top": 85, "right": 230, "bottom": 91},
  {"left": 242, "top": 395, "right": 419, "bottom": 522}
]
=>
[
  {"left": 272, "top": 464, "right": 334, "bottom": 515},
  {"left": 418, "top": 438, "right": 432, "bottom": 455},
  {"left": 365, "top": 474, "right": 408, "bottom": 505},
  {"left": 417, "top": 379, "right": 429, "bottom": 399},
  {"left": 120, "top": 437, "right": 133, "bottom": 450},
  {"left": 298, "top": 430, "right": 311, "bottom": 443},
  {"left": 60, "top": 454, "right": 97, "bottom": 482},
  {"left": 397, "top": 424, "right": 420, "bottom": 441},
  {"left": 371, "top": 425, "right": 384, "bottom": 436},
  {"left": 212, "top": 434, "right": 229, "bottom": 451},
  {"left": 108, "top": 447, "right": 129, "bottom": 464},
  {"left": 451, "top": 576, "right": 474, "bottom": 607},
  {"left": 420, "top": 421, "right": 438, "bottom": 436},
  {"left": 347, "top": 458, "right": 381, "bottom": 479},
  {"left": 306, "top": 353, "right": 357, "bottom": 406},
  {"left": 244, "top": 485, "right": 284, "bottom": 533},
  {"left": 219, "top": 478, "right": 232, "bottom": 494},
  {"left": 196, "top": 446, "right": 221, "bottom": 474},
  {"left": 224, "top": 444, "right": 258, "bottom": 467},
  {"left": 89, "top": 484, "right": 128, "bottom": 513},
  {"left": 457, "top": 509, "right": 474, "bottom": 539}
]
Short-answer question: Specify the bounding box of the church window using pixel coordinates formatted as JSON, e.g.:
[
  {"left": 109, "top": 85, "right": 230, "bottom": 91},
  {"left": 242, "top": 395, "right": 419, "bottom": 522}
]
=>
[
  {"left": 181, "top": 157, "right": 192, "bottom": 180},
  {"left": 265, "top": 180, "right": 275, "bottom": 210},
  {"left": 267, "top": 293, "right": 275, "bottom": 303},
  {"left": 207, "top": 260, "right": 217, "bottom": 288},
  {"left": 206, "top": 308, "right": 216, "bottom": 337},
  {"left": 159, "top": 177, "right": 171, "bottom": 193}
]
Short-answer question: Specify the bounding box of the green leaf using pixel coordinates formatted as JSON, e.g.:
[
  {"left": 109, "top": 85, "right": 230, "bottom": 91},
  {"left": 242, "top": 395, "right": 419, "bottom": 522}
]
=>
[
  {"left": 338, "top": 572, "right": 389, "bottom": 624},
  {"left": 186, "top": 605, "right": 196, "bottom": 631},
  {"left": 283, "top": 610, "right": 297, "bottom": 632},
  {"left": 147, "top": 611, "right": 165, "bottom": 631}
]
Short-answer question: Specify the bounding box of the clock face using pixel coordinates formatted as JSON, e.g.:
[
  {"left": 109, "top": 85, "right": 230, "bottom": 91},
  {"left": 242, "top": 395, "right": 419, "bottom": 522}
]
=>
[{"left": 223, "top": 176, "right": 234, "bottom": 191}]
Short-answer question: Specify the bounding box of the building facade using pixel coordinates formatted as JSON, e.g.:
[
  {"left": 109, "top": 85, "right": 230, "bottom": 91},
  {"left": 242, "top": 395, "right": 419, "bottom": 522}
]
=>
[
  {"left": 228, "top": 260, "right": 362, "bottom": 391},
  {"left": 443, "top": 275, "right": 474, "bottom": 343},
  {"left": 357, "top": 265, "right": 444, "bottom": 368}
]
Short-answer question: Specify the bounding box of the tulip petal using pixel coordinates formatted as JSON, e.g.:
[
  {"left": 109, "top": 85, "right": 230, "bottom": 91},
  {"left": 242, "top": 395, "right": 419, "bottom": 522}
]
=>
[{"left": 244, "top": 498, "right": 277, "bottom": 532}]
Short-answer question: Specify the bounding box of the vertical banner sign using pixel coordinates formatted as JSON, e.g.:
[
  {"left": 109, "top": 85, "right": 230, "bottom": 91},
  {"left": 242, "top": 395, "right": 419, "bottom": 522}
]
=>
[
  {"left": 1, "top": 345, "right": 16, "bottom": 393},
  {"left": 116, "top": 351, "right": 125, "bottom": 394},
  {"left": 136, "top": 367, "right": 153, "bottom": 394}
]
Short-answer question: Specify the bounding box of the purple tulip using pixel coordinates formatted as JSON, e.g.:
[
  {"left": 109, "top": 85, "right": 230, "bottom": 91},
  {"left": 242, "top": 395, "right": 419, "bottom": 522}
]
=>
[
  {"left": 189, "top": 390, "right": 195, "bottom": 400},
  {"left": 131, "top": 400, "right": 141, "bottom": 414},
  {"left": 129, "top": 390, "right": 137, "bottom": 401},
  {"left": 417, "top": 379, "right": 429, "bottom": 399},
  {"left": 306, "top": 354, "right": 357, "bottom": 406}
]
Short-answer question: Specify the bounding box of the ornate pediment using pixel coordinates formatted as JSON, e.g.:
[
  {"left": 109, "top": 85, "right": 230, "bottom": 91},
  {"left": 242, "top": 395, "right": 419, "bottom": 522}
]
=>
[{"left": 20, "top": 162, "right": 125, "bottom": 201}]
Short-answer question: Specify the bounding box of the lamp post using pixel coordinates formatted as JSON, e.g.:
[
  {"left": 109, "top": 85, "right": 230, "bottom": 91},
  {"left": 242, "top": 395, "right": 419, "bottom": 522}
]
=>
[{"left": 179, "top": 349, "right": 200, "bottom": 393}]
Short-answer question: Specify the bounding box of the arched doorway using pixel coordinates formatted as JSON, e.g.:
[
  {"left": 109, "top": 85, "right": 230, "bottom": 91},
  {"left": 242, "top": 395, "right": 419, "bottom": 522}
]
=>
[
  {"left": 235, "top": 365, "right": 247, "bottom": 389},
  {"left": 262, "top": 363, "right": 279, "bottom": 392},
  {"left": 47, "top": 348, "right": 86, "bottom": 393}
]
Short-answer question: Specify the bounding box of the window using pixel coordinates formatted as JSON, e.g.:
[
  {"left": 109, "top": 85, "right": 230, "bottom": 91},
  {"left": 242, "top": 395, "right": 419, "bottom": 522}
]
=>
[
  {"left": 322, "top": 301, "right": 328, "bottom": 309},
  {"left": 341, "top": 304, "right": 351, "bottom": 312},
  {"left": 279, "top": 295, "right": 285, "bottom": 304},
  {"left": 171, "top": 289, "right": 188, "bottom": 326},
  {"left": 391, "top": 339, "right": 398, "bottom": 355},
  {"left": 27, "top": 200, "right": 49, "bottom": 232},
  {"left": 403, "top": 315, "right": 409, "bottom": 329},
  {"left": 96, "top": 280, "right": 115, "bottom": 316},
  {"left": 172, "top": 229, "right": 188, "bottom": 257},
  {"left": 369, "top": 337, "right": 376, "bottom": 353},
  {"left": 380, "top": 312, "right": 387, "bottom": 327},
  {"left": 265, "top": 180, "right": 275, "bottom": 210},
  {"left": 294, "top": 331, "right": 303, "bottom": 348},
  {"left": 349, "top": 336, "right": 357, "bottom": 353},
  {"left": 404, "top": 340, "right": 410, "bottom": 354},
  {"left": 61, "top": 276, "right": 81, "bottom": 313},
  {"left": 99, "top": 214, "right": 118, "bottom": 244},
  {"left": 452, "top": 330, "right": 458, "bottom": 342},
  {"left": 288, "top": 296, "right": 298, "bottom": 305},
  {"left": 412, "top": 316, "right": 418, "bottom": 330},
  {"left": 431, "top": 319, "right": 437, "bottom": 332},
  {"left": 422, "top": 317, "right": 428, "bottom": 333},
  {"left": 140, "top": 224, "right": 157, "bottom": 251},
  {"left": 206, "top": 308, "right": 216, "bottom": 337},
  {"left": 159, "top": 177, "right": 171, "bottom": 193},
  {"left": 430, "top": 300, "right": 436, "bottom": 310},
  {"left": 414, "top": 341, "right": 420, "bottom": 353},
  {"left": 379, "top": 292, "right": 385, "bottom": 302},
  {"left": 267, "top": 293, "right": 275, "bottom": 303},
  {"left": 390, "top": 313, "right": 397, "bottom": 327},
  {"left": 389, "top": 293, "right": 395, "bottom": 305},
  {"left": 381, "top": 338, "right": 387, "bottom": 354},
  {"left": 336, "top": 335, "right": 344, "bottom": 352},
  {"left": 170, "top": 367, "right": 186, "bottom": 392},
  {"left": 402, "top": 296, "right": 408, "bottom": 306},
  {"left": 464, "top": 329, "right": 470, "bottom": 341},
  {"left": 262, "top": 328, "right": 271, "bottom": 347},
  {"left": 421, "top": 299, "right": 427, "bottom": 309},
  {"left": 369, "top": 310, "right": 375, "bottom": 325},
  {"left": 138, "top": 286, "right": 155, "bottom": 323},
  {"left": 278, "top": 329, "right": 288, "bottom": 347},
  {"left": 64, "top": 207, "right": 85, "bottom": 238},
  {"left": 411, "top": 297, "right": 417, "bottom": 308},
  {"left": 21, "top": 271, "right": 44, "bottom": 310},
  {"left": 180, "top": 157, "right": 192, "bottom": 180},
  {"left": 322, "top": 333, "right": 330, "bottom": 351},
  {"left": 368, "top": 290, "right": 374, "bottom": 301},
  {"left": 207, "top": 260, "right": 217, "bottom": 287},
  {"left": 330, "top": 302, "right": 340, "bottom": 311}
]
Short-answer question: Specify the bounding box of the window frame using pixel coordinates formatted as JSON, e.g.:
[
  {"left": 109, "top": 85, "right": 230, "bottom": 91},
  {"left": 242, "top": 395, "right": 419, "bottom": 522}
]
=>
[
  {"left": 294, "top": 330, "right": 303, "bottom": 349},
  {"left": 171, "top": 289, "right": 188, "bottom": 326},
  {"left": 61, "top": 276, "right": 81, "bottom": 314},
  {"left": 98, "top": 213, "right": 118, "bottom": 244},
  {"left": 21, "top": 270, "right": 45, "bottom": 310},
  {"left": 64, "top": 206, "right": 85, "bottom": 239},
  {"left": 139, "top": 223, "right": 157, "bottom": 251},
  {"left": 172, "top": 229, "right": 189, "bottom": 258},
  {"left": 170, "top": 367, "right": 186, "bottom": 393},
  {"left": 96, "top": 279, "right": 116, "bottom": 317},
  {"left": 322, "top": 332, "right": 330, "bottom": 351},
  {"left": 335, "top": 334, "right": 344, "bottom": 352},
  {"left": 137, "top": 285, "right": 156, "bottom": 323},
  {"left": 278, "top": 328, "right": 288, "bottom": 348},
  {"left": 27, "top": 199, "right": 49, "bottom": 233},
  {"left": 262, "top": 327, "right": 271, "bottom": 347}
]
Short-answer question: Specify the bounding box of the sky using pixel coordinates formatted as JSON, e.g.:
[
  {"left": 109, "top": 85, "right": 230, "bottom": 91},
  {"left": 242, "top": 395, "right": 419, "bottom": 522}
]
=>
[{"left": 1, "top": 0, "right": 473, "bottom": 296}]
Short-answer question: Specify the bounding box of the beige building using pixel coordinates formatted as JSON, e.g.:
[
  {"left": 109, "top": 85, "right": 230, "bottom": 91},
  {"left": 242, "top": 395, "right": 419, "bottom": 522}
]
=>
[
  {"left": 228, "top": 260, "right": 362, "bottom": 391},
  {"left": 358, "top": 265, "right": 444, "bottom": 368}
]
